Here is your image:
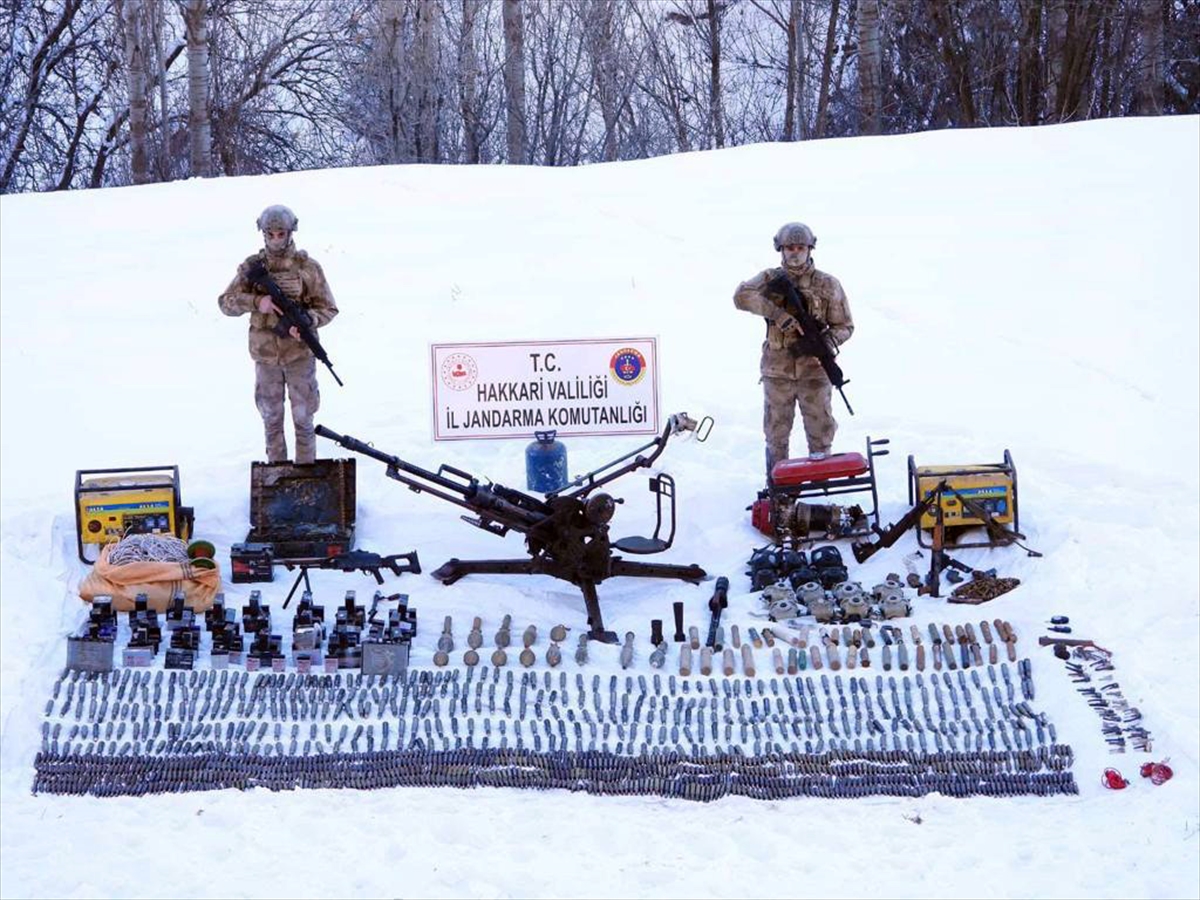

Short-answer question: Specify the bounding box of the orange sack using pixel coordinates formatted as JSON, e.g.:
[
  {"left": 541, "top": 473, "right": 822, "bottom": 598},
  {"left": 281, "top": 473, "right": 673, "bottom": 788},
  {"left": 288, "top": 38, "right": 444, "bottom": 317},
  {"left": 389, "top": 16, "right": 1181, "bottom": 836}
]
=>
[{"left": 78, "top": 543, "right": 222, "bottom": 612}]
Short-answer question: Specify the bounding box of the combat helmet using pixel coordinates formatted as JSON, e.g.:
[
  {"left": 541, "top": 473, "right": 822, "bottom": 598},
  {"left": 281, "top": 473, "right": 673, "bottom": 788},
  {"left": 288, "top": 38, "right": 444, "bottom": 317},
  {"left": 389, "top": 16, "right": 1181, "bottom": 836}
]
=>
[
  {"left": 256, "top": 204, "right": 299, "bottom": 233},
  {"left": 773, "top": 222, "right": 816, "bottom": 251}
]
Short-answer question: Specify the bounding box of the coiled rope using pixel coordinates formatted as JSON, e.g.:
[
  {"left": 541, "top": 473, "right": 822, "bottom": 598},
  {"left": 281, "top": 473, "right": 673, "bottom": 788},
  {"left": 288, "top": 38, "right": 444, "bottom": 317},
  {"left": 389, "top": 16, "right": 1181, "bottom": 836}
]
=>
[{"left": 108, "top": 534, "right": 189, "bottom": 566}]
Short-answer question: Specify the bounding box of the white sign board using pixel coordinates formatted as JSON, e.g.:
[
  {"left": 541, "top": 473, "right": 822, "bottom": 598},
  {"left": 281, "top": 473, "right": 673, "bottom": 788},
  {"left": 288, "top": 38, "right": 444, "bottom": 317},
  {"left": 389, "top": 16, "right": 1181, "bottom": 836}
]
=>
[{"left": 431, "top": 338, "right": 659, "bottom": 441}]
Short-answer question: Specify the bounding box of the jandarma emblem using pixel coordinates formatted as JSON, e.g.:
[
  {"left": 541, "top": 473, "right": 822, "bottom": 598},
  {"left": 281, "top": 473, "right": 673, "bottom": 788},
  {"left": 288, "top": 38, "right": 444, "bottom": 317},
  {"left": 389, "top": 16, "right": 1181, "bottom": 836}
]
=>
[
  {"left": 609, "top": 348, "right": 646, "bottom": 385},
  {"left": 440, "top": 353, "right": 478, "bottom": 390}
]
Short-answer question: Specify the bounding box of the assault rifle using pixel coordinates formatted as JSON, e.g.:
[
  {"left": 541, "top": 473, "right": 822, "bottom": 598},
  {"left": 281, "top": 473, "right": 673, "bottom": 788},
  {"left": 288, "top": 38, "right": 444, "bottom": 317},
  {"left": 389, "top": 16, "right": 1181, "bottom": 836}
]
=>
[
  {"left": 246, "top": 260, "right": 344, "bottom": 386},
  {"left": 1037, "top": 636, "right": 1112, "bottom": 656},
  {"left": 278, "top": 550, "right": 421, "bottom": 609},
  {"left": 766, "top": 274, "right": 853, "bottom": 414},
  {"left": 316, "top": 413, "right": 713, "bottom": 642}
]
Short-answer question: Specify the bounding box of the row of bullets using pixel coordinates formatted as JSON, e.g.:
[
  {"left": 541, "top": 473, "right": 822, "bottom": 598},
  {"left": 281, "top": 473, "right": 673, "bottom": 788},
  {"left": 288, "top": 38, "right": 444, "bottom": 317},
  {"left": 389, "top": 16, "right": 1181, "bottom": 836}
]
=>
[
  {"left": 32, "top": 745, "right": 1078, "bottom": 801},
  {"left": 48, "top": 662, "right": 1039, "bottom": 723},
  {"left": 756, "top": 619, "right": 1022, "bottom": 673},
  {"left": 424, "top": 616, "right": 1022, "bottom": 679},
  {"left": 48, "top": 646, "right": 1035, "bottom": 728},
  {"left": 41, "top": 661, "right": 1052, "bottom": 760}
]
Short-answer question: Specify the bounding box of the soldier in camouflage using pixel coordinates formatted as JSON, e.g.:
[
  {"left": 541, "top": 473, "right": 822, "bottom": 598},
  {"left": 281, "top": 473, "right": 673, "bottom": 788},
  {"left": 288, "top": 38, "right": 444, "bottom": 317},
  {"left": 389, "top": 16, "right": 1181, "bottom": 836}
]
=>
[
  {"left": 734, "top": 222, "right": 854, "bottom": 482},
  {"left": 218, "top": 205, "right": 339, "bottom": 464}
]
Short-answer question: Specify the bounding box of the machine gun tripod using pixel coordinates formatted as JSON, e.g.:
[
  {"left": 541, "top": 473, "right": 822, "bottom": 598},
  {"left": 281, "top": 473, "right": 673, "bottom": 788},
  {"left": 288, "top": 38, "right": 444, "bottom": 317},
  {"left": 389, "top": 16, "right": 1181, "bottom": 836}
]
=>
[{"left": 316, "top": 413, "right": 713, "bottom": 643}]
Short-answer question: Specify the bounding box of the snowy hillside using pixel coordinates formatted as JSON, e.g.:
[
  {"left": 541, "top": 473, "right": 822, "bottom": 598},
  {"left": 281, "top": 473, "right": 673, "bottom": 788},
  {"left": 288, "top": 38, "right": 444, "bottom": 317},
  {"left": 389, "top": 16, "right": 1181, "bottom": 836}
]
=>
[{"left": 1, "top": 115, "right": 1197, "bottom": 900}]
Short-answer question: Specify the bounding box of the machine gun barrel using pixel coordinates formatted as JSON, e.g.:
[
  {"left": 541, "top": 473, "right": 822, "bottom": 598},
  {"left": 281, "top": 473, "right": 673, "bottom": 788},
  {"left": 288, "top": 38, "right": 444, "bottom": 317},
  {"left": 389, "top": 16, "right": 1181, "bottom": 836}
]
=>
[
  {"left": 315, "top": 425, "right": 449, "bottom": 487},
  {"left": 314, "top": 425, "right": 549, "bottom": 529}
]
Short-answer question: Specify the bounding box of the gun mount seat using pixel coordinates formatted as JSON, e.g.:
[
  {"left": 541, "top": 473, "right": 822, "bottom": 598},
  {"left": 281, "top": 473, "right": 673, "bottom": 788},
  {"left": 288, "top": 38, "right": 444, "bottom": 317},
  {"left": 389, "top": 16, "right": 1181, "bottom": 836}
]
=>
[
  {"left": 612, "top": 535, "right": 669, "bottom": 555},
  {"left": 612, "top": 472, "right": 677, "bottom": 556}
]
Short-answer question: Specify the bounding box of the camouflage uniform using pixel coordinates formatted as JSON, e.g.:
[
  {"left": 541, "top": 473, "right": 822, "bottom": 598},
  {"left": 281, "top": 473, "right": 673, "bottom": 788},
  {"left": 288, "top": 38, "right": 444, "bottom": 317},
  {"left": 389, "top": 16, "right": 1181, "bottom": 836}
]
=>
[
  {"left": 218, "top": 238, "right": 338, "bottom": 464},
  {"left": 734, "top": 257, "right": 853, "bottom": 479}
]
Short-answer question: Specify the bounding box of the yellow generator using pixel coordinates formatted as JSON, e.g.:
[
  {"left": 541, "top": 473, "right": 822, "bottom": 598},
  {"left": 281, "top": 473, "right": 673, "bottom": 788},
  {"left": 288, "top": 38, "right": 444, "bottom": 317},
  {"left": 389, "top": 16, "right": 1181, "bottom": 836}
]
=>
[
  {"left": 75, "top": 466, "right": 194, "bottom": 563},
  {"left": 907, "top": 451, "right": 1019, "bottom": 549}
]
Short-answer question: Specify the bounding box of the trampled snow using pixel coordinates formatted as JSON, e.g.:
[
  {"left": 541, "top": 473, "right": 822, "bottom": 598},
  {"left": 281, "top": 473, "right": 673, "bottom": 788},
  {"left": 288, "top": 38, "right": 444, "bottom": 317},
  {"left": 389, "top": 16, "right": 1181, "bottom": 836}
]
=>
[{"left": 1, "top": 116, "right": 1197, "bottom": 899}]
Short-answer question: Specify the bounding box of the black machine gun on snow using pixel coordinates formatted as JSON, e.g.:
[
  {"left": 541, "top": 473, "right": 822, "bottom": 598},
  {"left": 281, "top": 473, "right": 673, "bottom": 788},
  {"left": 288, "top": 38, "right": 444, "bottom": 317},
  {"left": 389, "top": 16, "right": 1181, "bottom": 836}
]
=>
[
  {"left": 315, "top": 413, "right": 714, "bottom": 643},
  {"left": 279, "top": 550, "right": 422, "bottom": 609},
  {"left": 767, "top": 274, "right": 853, "bottom": 414},
  {"left": 246, "top": 260, "right": 344, "bottom": 387}
]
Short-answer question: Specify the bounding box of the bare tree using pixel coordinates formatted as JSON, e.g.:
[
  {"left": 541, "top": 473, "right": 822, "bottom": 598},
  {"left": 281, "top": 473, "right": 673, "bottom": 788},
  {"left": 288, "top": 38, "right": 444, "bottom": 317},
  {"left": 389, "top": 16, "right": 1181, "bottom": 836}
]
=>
[
  {"left": 929, "top": 1, "right": 977, "bottom": 126},
  {"left": 146, "top": 0, "right": 171, "bottom": 178},
  {"left": 181, "top": 0, "right": 211, "bottom": 176},
  {"left": 445, "top": 0, "right": 504, "bottom": 164},
  {"left": 458, "top": 0, "right": 483, "bottom": 162},
  {"left": 631, "top": 3, "right": 696, "bottom": 153},
  {"left": 664, "top": 0, "right": 732, "bottom": 149},
  {"left": 1134, "top": 0, "right": 1164, "bottom": 114},
  {"left": 206, "top": 1, "right": 349, "bottom": 176},
  {"left": 857, "top": 0, "right": 882, "bottom": 134},
  {"left": 813, "top": 0, "right": 841, "bottom": 137},
  {"left": 1050, "top": 0, "right": 1104, "bottom": 121},
  {"left": 369, "top": 0, "right": 406, "bottom": 164},
  {"left": 706, "top": 0, "right": 727, "bottom": 147},
  {"left": 2, "top": 0, "right": 97, "bottom": 192},
  {"left": 749, "top": 0, "right": 805, "bottom": 140},
  {"left": 119, "top": 0, "right": 150, "bottom": 183},
  {"left": 1164, "top": 0, "right": 1199, "bottom": 113},
  {"left": 502, "top": 0, "right": 527, "bottom": 162},
  {"left": 788, "top": 0, "right": 805, "bottom": 139},
  {"left": 1015, "top": 0, "right": 1044, "bottom": 124},
  {"left": 413, "top": 0, "right": 443, "bottom": 162},
  {"left": 585, "top": 0, "right": 621, "bottom": 160},
  {"left": 3, "top": 0, "right": 1198, "bottom": 193},
  {"left": 526, "top": 0, "right": 593, "bottom": 165}
]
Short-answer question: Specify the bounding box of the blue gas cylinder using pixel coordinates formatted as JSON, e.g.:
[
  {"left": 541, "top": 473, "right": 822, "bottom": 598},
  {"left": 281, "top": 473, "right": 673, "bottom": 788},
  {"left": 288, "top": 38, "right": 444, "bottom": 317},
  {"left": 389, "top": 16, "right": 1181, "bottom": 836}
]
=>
[{"left": 526, "top": 430, "right": 568, "bottom": 493}]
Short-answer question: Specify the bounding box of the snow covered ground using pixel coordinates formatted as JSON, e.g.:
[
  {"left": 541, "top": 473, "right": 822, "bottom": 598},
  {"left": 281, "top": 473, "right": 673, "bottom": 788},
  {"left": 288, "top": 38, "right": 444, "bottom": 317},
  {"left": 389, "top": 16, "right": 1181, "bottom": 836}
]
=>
[{"left": 1, "top": 115, "right": 1197, "bottom": 899}]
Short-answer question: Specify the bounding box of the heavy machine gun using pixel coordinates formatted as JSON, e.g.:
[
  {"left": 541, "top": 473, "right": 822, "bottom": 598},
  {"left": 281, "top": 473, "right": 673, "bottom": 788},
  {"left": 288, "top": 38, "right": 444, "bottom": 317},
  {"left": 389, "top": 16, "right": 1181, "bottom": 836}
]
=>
[{"left": 315, "top": 413, "right": 713, "bottom": 642}]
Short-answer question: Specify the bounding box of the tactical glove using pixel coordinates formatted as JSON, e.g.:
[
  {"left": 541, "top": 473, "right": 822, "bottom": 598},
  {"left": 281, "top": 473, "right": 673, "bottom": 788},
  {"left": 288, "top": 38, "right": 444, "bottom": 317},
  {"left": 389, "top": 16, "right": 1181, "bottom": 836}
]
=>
[{"left": 773, "top": 311, "right": 801, "bottom": 334}]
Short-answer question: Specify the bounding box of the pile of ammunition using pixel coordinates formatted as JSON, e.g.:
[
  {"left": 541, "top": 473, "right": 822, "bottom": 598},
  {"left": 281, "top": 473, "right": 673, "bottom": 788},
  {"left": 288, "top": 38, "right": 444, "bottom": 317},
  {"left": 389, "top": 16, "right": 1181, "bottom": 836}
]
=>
[
  {"left": 1061, "top": 646, "right": 1152, "bottom": 753},
  {"left": 34, "top": 657, "right": 1074, "bottom": 798},
  {"left": 32, "top": 745, "right": 1077, "bottom": 801}
]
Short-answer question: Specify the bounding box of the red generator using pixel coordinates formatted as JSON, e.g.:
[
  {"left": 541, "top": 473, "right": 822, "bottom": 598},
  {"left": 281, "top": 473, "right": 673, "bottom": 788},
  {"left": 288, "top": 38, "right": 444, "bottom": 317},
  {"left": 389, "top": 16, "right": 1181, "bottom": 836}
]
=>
[{"left": 751, "top": 437, "right": 890, "bottom": 542}]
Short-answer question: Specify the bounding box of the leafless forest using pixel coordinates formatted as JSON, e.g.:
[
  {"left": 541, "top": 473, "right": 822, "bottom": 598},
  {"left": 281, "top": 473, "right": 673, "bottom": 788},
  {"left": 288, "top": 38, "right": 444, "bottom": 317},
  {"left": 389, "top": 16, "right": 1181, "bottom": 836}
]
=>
[{"left": 2, "top": 0, "right": 1196, "bottom": 194}]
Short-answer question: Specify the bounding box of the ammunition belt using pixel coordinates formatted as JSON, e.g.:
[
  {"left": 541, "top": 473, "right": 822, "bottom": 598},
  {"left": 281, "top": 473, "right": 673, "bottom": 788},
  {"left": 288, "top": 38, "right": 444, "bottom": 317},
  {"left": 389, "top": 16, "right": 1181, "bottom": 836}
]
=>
[{"left": 33, "top": 745, "right": 1077, "bottom": 800}]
